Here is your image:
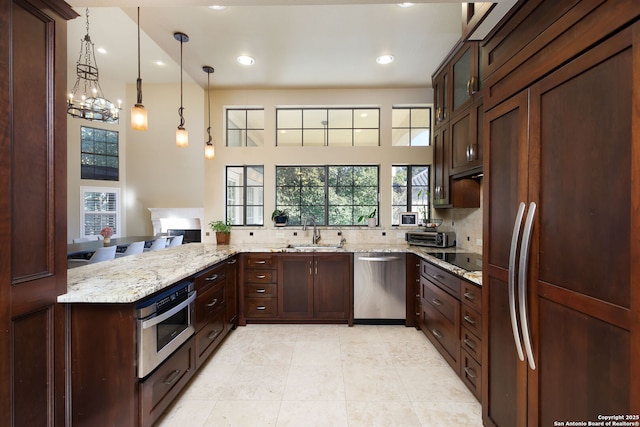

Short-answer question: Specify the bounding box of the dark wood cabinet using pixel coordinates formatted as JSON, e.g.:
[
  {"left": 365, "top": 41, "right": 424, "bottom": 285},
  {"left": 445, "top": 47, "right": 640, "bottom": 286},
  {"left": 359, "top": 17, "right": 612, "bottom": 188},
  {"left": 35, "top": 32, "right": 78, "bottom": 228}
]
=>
[
  {"left": 405, "top": 253, "right": 421, "bottom": 328},
  {"left": 194, "top": 262, "right": 229, "bottom": 368},
  {"left": 225, "top": 256, "right": 239, "bottom": 328},
  {"left": 0, "top": 0, "right": 76, "bottom": 424},
  {"left": 278, "top": 253, "right": 352, "bottom": 323},
  {"left": 240, "top": 253, "right": 279, "bottom": 323},
  {"left": 483, "top": 4, "right": 640, "bottom": 424},
  {"left": 432, "top": 125, "right": 450, "bottom": 207},
  {"left": 450, "top": 98, "right": 483, "bottom": 177}
]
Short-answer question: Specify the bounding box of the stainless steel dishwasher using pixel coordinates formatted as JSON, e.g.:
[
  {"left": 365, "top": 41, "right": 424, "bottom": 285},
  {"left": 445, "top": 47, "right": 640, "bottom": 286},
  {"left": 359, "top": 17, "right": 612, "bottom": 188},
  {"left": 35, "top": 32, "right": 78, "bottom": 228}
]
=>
[{"left": 353, "top": 252, "right": 406, "bottom": 324}]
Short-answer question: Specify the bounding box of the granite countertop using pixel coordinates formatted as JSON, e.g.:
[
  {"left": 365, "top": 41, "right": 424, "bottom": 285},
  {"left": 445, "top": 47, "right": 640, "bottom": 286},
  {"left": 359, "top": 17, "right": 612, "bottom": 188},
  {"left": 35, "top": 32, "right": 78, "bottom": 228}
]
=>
[{"left": 59, "top": 242, "right": 481, "bottom": 304}]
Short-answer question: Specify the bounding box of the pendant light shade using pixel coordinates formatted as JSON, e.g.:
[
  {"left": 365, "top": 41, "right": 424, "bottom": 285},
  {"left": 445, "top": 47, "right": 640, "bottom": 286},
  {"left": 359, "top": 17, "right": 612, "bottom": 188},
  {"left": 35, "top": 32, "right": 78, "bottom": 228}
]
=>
[
  {"left": 174, "top": 32, "right": 189, "bottom": 147},
  {"left": 203, "top": 65, "right": 215, "bottom": 160},
  {"left": 131, "top": 7, "right": 148, "bottom": 130}
]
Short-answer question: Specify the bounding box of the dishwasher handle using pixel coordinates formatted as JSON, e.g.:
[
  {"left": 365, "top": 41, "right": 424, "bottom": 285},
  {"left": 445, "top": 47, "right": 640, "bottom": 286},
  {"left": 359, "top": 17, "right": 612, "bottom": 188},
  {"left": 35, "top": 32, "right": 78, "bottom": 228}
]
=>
[{"left": 357, "top": 256, "right": 402, "bottom": 262}]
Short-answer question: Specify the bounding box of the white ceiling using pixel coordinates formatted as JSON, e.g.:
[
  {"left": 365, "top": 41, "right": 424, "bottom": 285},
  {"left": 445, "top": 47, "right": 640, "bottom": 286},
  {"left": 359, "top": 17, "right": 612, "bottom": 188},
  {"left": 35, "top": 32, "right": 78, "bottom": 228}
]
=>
[{"left": 65, "top": 1, "right": 508, "bottom": 90}]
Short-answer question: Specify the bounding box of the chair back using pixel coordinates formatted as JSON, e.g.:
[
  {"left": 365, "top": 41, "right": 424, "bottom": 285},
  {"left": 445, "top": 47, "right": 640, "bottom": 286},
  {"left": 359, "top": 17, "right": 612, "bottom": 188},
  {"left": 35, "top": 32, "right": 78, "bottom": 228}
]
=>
[
  {"left": 86, "top": 235, "right": 100, "bottom": 241},
  {"left": 123, "top": 241, "right": 145, "bottom": 256},
  {"left": 73, "top": 237, "right": 89, "bottom": 243},
  {"left": 167, "top": 235, "right": 184, "bottom": 247},
  {"left": 148, "top": 237, "right": 167, "bottom": 251},
  {"left": 88, "top": 246, "right": 117, "bottom": 264}
]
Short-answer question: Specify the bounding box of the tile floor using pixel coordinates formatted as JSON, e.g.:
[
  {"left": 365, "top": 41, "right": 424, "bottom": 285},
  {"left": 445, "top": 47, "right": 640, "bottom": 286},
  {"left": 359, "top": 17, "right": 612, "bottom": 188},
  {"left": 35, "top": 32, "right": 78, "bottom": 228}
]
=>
[{"left": 156, "top": 324, "right": 483, "bottom": 427}]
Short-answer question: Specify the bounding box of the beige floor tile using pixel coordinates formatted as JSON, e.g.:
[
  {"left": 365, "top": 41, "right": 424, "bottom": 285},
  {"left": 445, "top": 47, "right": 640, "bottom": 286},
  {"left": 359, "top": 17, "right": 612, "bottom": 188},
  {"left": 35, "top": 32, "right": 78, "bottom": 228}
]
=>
[
  {"left": 340, "top": 340, "right": 394, "bottom": 367},
  {"left": 276, "top": 400, "right": 349, "bottom": 427},
  {"left": 239, "top": 340, "right": 295, "bottom": 366},
  {"left": 397, "top": 366, "right": 477, "bottom": 403},
  {"left": 179, "top": 361, "right": 237, "bottom": 401},
  {"left": 203, "top": 400, "right": 280, "bottom": 427},
  {"left": 290, "top": 339, "right": 342, "bottom": 366},
  {"left": 343, "top": 365, "right": 409, "bottom": 402},
  {"left": 156, "top": 399, "right": 214, "bottom": 427},
  {"left": 283, "top": 365, "right": 345, "bottom": 401},
  {"left": 223, "top": 364, "right": 289, "bottom": 400},
  {"left": 346, "top": 401, "right": 422, "bottom": 427},
  {"left": 412, "top": 401, "right": 483, "bottom": 427}
]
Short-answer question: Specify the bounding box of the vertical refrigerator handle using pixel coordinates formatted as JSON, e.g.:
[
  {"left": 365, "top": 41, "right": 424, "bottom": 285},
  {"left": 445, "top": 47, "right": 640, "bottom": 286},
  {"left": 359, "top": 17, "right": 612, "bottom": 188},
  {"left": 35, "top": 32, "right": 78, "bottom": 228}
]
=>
[
  {"left": 518, "top": 202, "right": 537, "bottom": 370},
  {"left": 509, "top": 202, "right": 526, "bottom": 362}
]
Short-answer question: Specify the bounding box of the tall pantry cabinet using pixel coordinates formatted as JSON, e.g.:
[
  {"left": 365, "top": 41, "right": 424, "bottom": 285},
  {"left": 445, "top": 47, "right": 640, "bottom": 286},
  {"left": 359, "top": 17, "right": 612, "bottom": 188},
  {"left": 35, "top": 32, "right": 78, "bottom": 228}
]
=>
[
  {"left": 0, "top": 0, "right": 76, "bottom": 425},
  {"left": 482, "top": 1, "right": 639, "bottom": 426}
]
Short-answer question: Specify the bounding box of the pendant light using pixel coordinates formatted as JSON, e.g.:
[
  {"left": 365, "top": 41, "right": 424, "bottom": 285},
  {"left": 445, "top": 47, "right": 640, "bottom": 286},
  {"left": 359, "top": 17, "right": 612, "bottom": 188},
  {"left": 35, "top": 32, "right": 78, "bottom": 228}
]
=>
[
  {"left": 203, "top": 66, "right": 215, "bottom": 160},
  {"left": 174, "top": 32, "right": 189, "bottom": 148},
  {"left": 131, "top": 7, "right": 148, "bottom": 130}
]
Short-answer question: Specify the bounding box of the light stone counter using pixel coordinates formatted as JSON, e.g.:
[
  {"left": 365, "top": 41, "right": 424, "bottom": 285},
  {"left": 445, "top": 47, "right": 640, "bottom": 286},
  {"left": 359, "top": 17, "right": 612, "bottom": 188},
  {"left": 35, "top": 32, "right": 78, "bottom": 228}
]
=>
[{"left": 59, "top": 242, "right": 481, "bottom": 304}]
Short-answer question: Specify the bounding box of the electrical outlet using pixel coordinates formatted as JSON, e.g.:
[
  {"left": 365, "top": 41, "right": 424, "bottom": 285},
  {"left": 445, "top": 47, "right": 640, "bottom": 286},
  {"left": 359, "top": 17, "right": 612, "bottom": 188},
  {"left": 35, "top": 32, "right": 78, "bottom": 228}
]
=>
[
  {"left": 476, "top": 238, "right": 482, "bottom": 246},
  {"left": 205, "top": 231, "right": 210, "bottom": 236},
  {"left": 276, "top": 232, "right": 284, "bottom": 239}
]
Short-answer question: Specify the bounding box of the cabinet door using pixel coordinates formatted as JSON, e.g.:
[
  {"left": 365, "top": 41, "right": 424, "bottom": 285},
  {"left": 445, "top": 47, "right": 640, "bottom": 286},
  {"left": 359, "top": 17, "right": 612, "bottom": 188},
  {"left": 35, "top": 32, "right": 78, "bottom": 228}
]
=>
[
  {"left": 451, "top": 43, "right": 479, "bottom": 115},
  {"left": 450, "top": 98, "right": 483, "bottom": 177},
  {"left": 433, "top": 68, "right": 448, "bottom": 126},
  {"left": 226, "top": 256, "right": 238, "bottom": 328},
  {"left": 528, "top": 27, "right": 636, "bottom": 425},
  {"left": 483, "top": 90, "right": 530, "bottom": 427},
  {"left": 313, "top": 254, "right": 351, "bottom": 321},
  {"left": 433, "top": 125, "right": 450, "bottom": 207},
  {"left": 278, "top": 254, "right": 313, "bottom": 318}
]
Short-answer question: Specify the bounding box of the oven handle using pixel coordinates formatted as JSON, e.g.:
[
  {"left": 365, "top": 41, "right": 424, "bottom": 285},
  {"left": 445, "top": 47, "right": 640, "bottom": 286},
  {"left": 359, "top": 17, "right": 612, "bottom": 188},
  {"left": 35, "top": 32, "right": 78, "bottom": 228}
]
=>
[{"left": 141, "top": 291, "right": 196, "bottom": 329}]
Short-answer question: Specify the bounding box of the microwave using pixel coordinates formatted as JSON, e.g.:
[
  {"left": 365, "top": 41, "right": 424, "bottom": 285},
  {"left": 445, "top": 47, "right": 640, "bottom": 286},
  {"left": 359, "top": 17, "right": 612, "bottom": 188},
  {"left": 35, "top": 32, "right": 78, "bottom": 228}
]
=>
[{"left": 405, "top": 231, "right": 456, "bottom": 248}]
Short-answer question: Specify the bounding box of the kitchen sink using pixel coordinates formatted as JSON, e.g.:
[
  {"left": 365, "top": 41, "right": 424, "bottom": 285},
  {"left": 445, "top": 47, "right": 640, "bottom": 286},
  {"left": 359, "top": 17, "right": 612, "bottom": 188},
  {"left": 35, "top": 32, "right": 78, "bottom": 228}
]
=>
[{"left": 286, "top": 243, "right": 344, "bottom": 250}]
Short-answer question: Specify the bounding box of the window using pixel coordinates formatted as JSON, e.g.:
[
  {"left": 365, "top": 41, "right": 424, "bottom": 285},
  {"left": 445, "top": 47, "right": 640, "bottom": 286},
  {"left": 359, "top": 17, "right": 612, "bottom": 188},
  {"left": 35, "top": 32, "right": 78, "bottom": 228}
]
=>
[
  {"left": 226, "top": 166, "right": 264, "bottom": 225},
  {"left": 276, "top": 108, "right": 380, "bottom": 147},
  {"left": 226, "top": 108, "right": 265, "bottom": 146},
  {"left": 80, "top": 187, "right": 120, "bottom": 237},
  {"left": 80, "top": 126, "right": 119, "bottom": 180},
  {"left": 276, "top": 165, "right": 379, "bottom": 226},
  {"left": 391, "top": 165, "right": 430, "bottom": 225},
  {"left": 392, "top": 107, "right": 431, "bottom": 146}
]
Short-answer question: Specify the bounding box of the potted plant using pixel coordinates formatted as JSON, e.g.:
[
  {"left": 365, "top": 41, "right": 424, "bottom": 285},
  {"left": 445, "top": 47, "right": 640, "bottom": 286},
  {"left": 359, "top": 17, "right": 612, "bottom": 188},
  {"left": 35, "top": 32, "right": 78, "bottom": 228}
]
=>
[
  {"left": 358, "top": 209, "right": 376, "bottom": 227},
  {"left": 271, "top": 209, "right": 289, "bottom": 227},
  {"left": 208, "top": 219, "right": 231, "bottom": 245}
]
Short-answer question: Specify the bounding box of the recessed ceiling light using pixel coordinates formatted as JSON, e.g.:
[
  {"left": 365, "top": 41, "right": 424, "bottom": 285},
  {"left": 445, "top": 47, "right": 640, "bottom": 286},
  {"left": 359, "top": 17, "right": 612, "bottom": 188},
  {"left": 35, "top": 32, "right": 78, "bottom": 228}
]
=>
[
  {"left": 97, "top": 47, "right": 107, "bottom": 54},
  {"left": 237, "top": 55, "right": 255, "bottom": 66},
  {"left": 397, "top": 3, "right": 415, "bottom": 7},
  {"left": 208, "top": 5, "right": 227, "bottom": 11},
  {"left": 155, "top": 60, "right": 165, "bottom": 66},
  {"left": 376, "top": 54, "right": 395, "bottom": 65}
]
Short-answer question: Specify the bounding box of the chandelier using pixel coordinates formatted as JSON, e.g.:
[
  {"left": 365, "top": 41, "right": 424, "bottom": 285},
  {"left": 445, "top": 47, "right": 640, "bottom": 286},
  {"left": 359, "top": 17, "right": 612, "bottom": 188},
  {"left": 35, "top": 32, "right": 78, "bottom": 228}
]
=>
[{"left": 67, "top": 8, "right": 120, "bottom": 123}]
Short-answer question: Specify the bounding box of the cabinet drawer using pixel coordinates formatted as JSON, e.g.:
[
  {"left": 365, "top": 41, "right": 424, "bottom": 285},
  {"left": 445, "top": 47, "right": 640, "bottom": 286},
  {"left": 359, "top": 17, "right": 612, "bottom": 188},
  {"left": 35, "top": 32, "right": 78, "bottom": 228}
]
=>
[
  {"left": 422, "top": 261, "right": 460, "bottom": 298},
  {"left": 461, "top": 305, "right": 482, "bottom": 338},
  {"left": 195, "top": 281, "right": 225, "bottom": 331},
  {"left": 244, "top": 269, "right": 276, "bottom": 284},
  {"left": 139, "top": 337, "right": 195, "bottom": 427},
  {"left": 245, "top": 297, "right": 278, "bottom": 317},
  {"left": 244, "top": 254, "right": 276, "bottom": 268},
  {"left": 195, "top": 310, "right": 226, "bottom": 368},
  {"left": 195, "top": 263, "right": 226, "bottom": 294},
  {"left": 461, "top": 326, "right": 482, "bottom": 363},
  {"left": 461, "top": 350, "right": 481, "bottom": 401},
  {"left": 245, "top": 283, "right": 277, "bottom": 298},
  {"left": 461, "top": 281, "right": 482, "bottom": 312},
  {"left": 422, "top": 277, "right": 458, "bottom": 325},
  {"left": 422, "top": 299, "right": 459, "bottom": 367}
]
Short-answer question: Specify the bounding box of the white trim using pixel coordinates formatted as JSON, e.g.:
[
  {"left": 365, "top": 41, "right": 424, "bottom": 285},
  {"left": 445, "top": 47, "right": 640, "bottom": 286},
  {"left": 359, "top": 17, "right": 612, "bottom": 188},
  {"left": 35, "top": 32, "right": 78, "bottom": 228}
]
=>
[{"left": 80, "top": 186, "right": 121, "bottom": 238}]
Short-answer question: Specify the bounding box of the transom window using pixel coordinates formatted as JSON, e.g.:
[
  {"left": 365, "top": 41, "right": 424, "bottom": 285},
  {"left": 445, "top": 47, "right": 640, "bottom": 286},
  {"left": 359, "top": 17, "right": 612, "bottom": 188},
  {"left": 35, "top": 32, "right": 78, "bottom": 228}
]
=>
[
  {"left": 226, "top": 108, "right": 265, "bottom": 147},
  {"left": 226, "top": 166, "right": 264, "bottom": 225},
  {"left": 276, "top": 108, "right": 380, "bottom": 147},
  {"left": 391, "top": 165, "right": 430, "bottom": 225},
  {"left": 80, "top": 126, "right": 119, "bottom": 181},
  {"left": 80, "top": 187, "right": 120, "bottom": 237},
  {"left": 391, "top": 107, "right": 431, "bottom": 146},
  {"left": 276, "top": 165, "right": 379, "bottom": 226}
]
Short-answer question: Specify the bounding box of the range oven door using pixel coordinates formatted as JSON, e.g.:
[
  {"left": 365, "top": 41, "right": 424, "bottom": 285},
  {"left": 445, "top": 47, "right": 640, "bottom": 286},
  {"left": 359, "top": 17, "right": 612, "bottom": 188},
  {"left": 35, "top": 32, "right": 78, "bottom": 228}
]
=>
[{"left": 137, "top": 281, "right": 196, "bottom": 378}]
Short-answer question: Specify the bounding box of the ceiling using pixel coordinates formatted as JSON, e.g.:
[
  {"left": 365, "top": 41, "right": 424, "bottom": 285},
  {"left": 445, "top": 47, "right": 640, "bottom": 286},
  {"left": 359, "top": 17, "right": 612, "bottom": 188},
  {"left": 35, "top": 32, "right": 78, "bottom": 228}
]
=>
[{"left": 65, "top": 1, "right": 512, "bottom": 90}]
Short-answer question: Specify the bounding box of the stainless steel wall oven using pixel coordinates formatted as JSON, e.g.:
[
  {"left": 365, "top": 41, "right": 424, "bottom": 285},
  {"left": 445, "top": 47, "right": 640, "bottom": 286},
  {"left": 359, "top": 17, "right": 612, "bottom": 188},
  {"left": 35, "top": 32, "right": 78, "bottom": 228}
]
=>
[{"left": 136, "top": 279, "right": 196, "bottom": 378}]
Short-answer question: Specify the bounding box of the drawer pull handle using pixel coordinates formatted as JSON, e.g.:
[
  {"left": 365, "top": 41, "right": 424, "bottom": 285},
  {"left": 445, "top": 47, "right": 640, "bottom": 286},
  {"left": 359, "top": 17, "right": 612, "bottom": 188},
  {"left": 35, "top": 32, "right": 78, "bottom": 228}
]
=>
[
  {"left": 227, "top": 259, "right": 237, "bottom": 264},
  {"left": 415, "top": 294, "right": 420, "bottom": 298},
  {"left": 463, "top": 315, "right": 477, "bottom": 326},
  {"left": 464, "top": 367, "right": 477, "bottom": 379},
  {"left": 432, "top": 329, "right": 443, "bottom": 339},
  {"left": 463, "top": 292, "right": 475, "bottom": 301},
  {"left": 415, "top": 312, "right": 420, "bottom": 316},
  {"left": 256, "top": 306, "right": 266, "bottom": 310},
  {"left": 463, "top": 338, "right": 477, "bottom": 350},
  {"left": 163, "top": 369, "right": 181, "bottom": 385},
  {"left": 206, "top": 298, "right": 219, "bottom": 307},
  {"left": 207, "top": 329, "right": 221, "bottom": 340},
  {"left": 431, "top": 298, "right": 442, "bottom": 307},
  {"left": 256, "top": 274, "right": 266, "bottom": 279},
  {"left": 432, "top": 274, "right": 445, "bottom": 281},
  {"left": 254, "top": 260, "right": 267, "bottom": 264},
  {"left": 255, "top": 288, "right": 266, "bottom": 293},
  {"left": 205, "top": 274, "right": 219, "bottom": 281}
]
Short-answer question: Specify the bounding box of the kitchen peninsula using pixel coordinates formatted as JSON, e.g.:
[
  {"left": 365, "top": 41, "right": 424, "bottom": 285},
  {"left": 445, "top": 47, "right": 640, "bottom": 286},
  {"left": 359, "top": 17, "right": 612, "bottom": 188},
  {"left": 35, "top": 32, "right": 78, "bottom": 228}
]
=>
[{"left": 60, "top": 242, "right": 481, "bottom": 427}]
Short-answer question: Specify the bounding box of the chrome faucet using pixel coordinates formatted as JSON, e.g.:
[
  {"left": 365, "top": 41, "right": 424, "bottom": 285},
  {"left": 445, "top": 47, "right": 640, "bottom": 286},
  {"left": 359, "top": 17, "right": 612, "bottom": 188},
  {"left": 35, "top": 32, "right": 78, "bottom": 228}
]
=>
[{"left": 303, "top": 217, "right": 321, "bottom": 244}]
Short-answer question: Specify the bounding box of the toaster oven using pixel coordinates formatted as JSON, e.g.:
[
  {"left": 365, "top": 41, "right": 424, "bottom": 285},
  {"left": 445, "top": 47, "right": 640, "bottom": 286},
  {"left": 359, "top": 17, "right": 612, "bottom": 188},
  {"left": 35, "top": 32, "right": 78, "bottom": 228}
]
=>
[{"left": 405, "top": 231, "right": 456, "bottom": 248}]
